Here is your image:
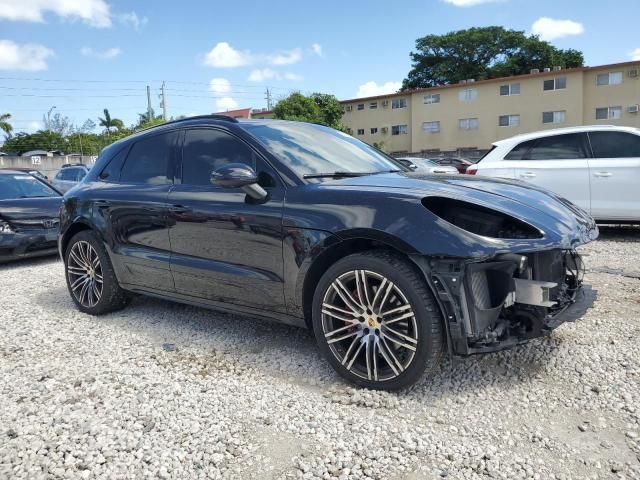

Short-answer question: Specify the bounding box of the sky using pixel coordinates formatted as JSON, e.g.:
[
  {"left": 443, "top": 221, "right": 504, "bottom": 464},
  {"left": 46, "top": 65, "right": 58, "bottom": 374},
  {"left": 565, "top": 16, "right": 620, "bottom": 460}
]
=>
[{"left": 1, "top": 0, "right": 639, "bottom": 134}]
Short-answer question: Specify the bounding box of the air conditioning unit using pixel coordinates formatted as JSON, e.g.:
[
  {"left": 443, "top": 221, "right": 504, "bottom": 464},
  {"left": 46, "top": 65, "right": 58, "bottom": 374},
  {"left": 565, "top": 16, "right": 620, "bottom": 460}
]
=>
[
  {"left": 382, "top": 100, "right": 389, "bottom": 107},
  {"left": 543, "top": 68, "right": 551, "bottom": 72},
  {"left": 629, "top": 69, "right": 639, "bottom": 78},
  {"left": 530, "top": 68, "right": 540, "bottom": 74},
  {"left": 381, "top": 126, "right": 389, "bottom": 134},
  {"left": 629, "top": 104, "right": 639, "bottom": 114},
  {"left": 553, "top": 66, "right": 562, "bottom": 71},
  {"left": 346, "top": 105, "right": 352, "bottom": 112}
]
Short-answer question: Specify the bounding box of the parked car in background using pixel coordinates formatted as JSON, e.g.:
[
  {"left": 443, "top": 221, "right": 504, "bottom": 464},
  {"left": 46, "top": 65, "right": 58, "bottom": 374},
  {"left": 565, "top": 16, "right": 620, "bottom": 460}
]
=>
[
  {"left": 59, "top": 116, "right": 597, "bottom": 390},
  {"left": 0, "top": 170, "right": 62, "bottom": 263},
  {"left": 1, "top": 167, "right": 49, "bottom": 181},
  {"left": 430, "top": 157, "right": 473, "bottom": 173},
  {"left": 51, "top": 164, "right": 90, "bottom": 193},
  {"left": 467, "top": 125, "right": 640, "bottom": 223},
  {"left": 395, "top": 157, "right": 459, "bottom": 175}
]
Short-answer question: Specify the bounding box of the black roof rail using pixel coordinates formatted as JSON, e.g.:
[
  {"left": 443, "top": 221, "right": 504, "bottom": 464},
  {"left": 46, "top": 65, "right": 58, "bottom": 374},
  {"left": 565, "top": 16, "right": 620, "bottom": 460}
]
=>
[{"left": 136, "top": 114, "right": 239, "bottom": 133}]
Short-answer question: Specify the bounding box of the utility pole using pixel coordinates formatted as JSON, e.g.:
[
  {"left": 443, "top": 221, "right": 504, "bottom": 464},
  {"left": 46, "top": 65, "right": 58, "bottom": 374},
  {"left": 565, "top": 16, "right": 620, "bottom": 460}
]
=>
[
  {"left": 146, "top": 85, "right": 152, "bottom": 121},
  {"left": 159, "top": 81, "right": 167, "bottom": 121},
  {"left": 265, "top": 87, "right": 273, "bottom": 110}
]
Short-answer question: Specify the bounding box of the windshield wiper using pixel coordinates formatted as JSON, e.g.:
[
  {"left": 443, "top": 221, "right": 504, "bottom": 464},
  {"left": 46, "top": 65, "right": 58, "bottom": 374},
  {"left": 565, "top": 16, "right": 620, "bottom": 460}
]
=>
[{"left": 303, "top": 170, "right": 401, "bottom": 179}]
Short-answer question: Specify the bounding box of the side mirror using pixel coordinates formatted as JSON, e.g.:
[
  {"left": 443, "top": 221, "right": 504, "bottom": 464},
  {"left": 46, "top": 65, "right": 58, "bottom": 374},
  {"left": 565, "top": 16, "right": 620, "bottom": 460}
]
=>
[{"left": 210, "top": 163, "right": 268, "bottom": 201}]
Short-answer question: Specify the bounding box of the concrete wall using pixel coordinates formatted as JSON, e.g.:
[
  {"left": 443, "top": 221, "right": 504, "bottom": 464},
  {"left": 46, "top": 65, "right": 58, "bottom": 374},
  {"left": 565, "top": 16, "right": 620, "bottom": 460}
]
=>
[{"left": 0, "top": 155, "right": 97, "bottom": 178}]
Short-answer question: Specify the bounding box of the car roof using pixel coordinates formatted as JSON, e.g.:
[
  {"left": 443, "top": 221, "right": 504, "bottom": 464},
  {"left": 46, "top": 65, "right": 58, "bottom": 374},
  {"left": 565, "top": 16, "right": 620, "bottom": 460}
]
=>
[{"left": 493, "top": 125, "right": 640, "bottom": 147}]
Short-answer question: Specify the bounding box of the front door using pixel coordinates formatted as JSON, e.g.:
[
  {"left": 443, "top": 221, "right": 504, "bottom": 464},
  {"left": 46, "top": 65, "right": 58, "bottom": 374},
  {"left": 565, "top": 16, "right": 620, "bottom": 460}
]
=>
[
  {"left": 512, "top": 133, "right": 591, "bottom": 213},
  {"left": 168, "top": 127, "right": 286, "bottom": 311},
  {"left": 587, "top": 130, "right": 640, "bottom": 221}
]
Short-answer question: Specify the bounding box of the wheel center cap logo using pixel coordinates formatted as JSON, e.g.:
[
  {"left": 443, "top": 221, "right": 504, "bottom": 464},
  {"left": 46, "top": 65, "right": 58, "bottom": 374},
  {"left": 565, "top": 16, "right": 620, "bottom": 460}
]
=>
[{"left": 367, "top": 318, "right": 376, "bottom": 328}]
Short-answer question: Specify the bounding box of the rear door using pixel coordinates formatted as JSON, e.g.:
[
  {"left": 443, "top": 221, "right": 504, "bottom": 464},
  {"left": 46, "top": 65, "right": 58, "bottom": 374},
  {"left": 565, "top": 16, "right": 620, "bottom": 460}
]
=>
[
  {"left": 511, "top": 133, "right": 591, "bottom": 212},
  {"left": 168, "top": 127, "right": 286, "bottom": 311},
  {"left": 92, "top": 131, "right": 179, "bottom": 292},
  {"left": 587, "top": 131, "right": 640, "bottom": 220}
]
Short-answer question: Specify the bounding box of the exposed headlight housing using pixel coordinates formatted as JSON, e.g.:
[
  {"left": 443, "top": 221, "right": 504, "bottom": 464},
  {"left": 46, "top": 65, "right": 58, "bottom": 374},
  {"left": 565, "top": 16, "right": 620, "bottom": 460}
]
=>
[{"left": 422, "top": 197, "right": 543, "bottom": 239}]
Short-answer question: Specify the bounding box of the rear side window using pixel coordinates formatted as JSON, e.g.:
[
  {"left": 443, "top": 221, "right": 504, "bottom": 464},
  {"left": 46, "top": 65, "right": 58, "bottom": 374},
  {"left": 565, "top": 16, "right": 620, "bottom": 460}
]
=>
[
  {"left": 589, "top": 132, "right": 640, "bottom": 158},
  {"left": 505, "top": 134, "right": 587, "bottom": 160},
  {"left": 120, "top": 132, "right": 177, "bottom": 184},
  {"left": 181, "top": 128, "right": 257, "bottom": 186}
]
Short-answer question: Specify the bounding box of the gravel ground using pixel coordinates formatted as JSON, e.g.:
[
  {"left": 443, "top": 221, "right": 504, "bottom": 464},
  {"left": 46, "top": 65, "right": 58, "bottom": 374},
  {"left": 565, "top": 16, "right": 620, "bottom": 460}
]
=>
[{"left": 1, "top": 227, "right": 640, "bottom": 479}]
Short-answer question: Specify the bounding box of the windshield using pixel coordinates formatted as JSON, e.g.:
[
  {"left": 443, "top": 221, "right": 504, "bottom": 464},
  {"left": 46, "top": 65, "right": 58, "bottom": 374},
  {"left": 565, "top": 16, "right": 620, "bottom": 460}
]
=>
[
  {"left": 0, "top": 174, "right": 60, "bottom": 200},
  {"left": 244, "top": 122, "right": 405, "bottom": 178}
]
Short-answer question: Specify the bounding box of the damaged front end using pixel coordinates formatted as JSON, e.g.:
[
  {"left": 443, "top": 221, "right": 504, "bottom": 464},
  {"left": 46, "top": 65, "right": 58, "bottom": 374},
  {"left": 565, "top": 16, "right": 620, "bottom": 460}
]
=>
[{"left": 418, "top": 250, "right": 592, "bottom": 356}]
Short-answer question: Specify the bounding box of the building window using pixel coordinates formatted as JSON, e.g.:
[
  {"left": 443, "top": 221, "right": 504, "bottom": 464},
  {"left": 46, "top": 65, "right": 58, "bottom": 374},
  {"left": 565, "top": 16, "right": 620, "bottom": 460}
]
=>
[
  {"left": 543, "top": 77, "right": 567, "bottom": 91},
  {"left": 391, "top": 98, "right": 407, "bottom": 109},
  {"left": 391, "top": 124, "right": 408, "bottom": 135},
  {"left": 423, "top": 93, "right": 441, "bottom": 104},
  {"left": 345, "top": 105, "right": 353, "bottom": 112},
  {"left": 542, "top": 111, "right": 566, "bottom": 124},
  {"left": 369, "top": 102, "right": 378, "bottom": 109},
  {"left": 458, "top": 89, "right": 478, "bottom": 102},
  {"left": 357, "top": 128, "right": 365, "bottom": 135},
  {"left": 458, "top": 118, "right": 479, "bottom": 130},
  {"left": 422, "top": 121, "right": 440, "bottom": 133},
  {"left": 346, "top": 128, "right": 353, "bottom": 135},
  {"left": 357, "top": 103, "right": 364, "bottom": 111},
  {"left": 499, "top": 83, "right": 520, "bottom": 96},
  {"left": 499, "top": 114, "right": 520, "bottom": 127},
  {"left": 595, "top": 106, "right": 622, "bottom": 120},
  {"left": 370, "top": 127, "right": 378, "bottom": 134},
  {"left": 596, "top": 72, "right": 623, "bottom": 86}
]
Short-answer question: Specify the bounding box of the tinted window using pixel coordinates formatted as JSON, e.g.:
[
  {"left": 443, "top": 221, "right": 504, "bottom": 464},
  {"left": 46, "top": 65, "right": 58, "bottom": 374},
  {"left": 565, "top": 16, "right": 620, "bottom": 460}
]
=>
[
  {"left": 98, "top": 146, "right": 129, "bottom": 181},
  {"left": 120, "top": 132, "right": 176, "bottom": 184},
  {"left": 589, "top": 131, "right": 640, "bottom": 158},
  {"left": 504, "top": 139, "right": 537, "bottom": 160},
  {"left": 182, "top": 129, "right": 257, "bottom": 186},
  {"left": 526, "top": 134, "right": 587, "bottom": 160},
  {"left": 57, "top": 168, "right": 76, "bottom": 180}
]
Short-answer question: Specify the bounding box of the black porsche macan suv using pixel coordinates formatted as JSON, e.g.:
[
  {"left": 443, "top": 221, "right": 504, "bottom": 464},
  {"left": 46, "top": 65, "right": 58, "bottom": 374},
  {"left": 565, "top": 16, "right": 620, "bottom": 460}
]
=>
[{"left": 59, "top": 116, "right": 598, "bottom": 389}]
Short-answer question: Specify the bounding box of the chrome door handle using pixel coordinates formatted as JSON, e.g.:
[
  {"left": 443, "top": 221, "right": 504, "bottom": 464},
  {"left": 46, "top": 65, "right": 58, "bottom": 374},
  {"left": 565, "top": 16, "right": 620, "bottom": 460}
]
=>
[
  {"left": 594, "top": 172, "right": 612, "bottom": 177},
  {"left": 520, "top": 172, "right": 536, "bottom": 178}
]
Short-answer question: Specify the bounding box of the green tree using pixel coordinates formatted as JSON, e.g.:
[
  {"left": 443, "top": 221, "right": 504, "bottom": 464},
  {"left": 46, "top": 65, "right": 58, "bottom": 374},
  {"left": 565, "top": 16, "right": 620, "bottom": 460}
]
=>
[
  {"left": 43, "top": 112, "right": 74, "bottom": 136},
  {"left": 2, "top": 130, "right": 67, "bottom": 155},
  {"left": 402, "top": 26, "right": 584, "bottom": 90},
  {"left": 0, "top": 113, "right": 12, "bottom": 138},
  {"left": 273, "top": 92, "right": 344, "bottom": 129},
  {"left": 98, "top": 108, "right": 124, "bottom": 133}
]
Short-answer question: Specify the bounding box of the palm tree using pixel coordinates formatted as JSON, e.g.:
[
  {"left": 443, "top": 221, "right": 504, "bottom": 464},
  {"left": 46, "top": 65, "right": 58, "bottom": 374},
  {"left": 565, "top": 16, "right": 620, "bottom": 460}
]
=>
[
  {"left": 0, "top": 113, "right": 13, "bottom": 137},
  {"left": 98, "top": 109, "right": 124, "bottom": 134}
]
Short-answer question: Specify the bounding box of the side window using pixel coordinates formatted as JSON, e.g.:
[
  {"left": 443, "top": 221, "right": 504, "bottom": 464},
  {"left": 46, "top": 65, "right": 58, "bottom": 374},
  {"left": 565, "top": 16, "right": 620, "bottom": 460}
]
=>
[
  {"left": 589, "top": 132, "right": 640, "bottom": 158},
  {"left": 120, "top": 131, "right": 177, "bottom": 184},
  {"left": 58, "top": 169, "right": 75, "bottom": 180},
  {"left": 181, "top": 129, "right": 257, "bottom": 186},
  {"left": 525, "top": 134, "right": 587, "bottom": 160},
  {"left": 98, "top": 146, "right": 129, "bottom": 181},
  {"left": 76, "top": 169, "right": 87, "bottom": 181},
  {"left": 504, "top": 139, "right": 536, "bottom": 160}
]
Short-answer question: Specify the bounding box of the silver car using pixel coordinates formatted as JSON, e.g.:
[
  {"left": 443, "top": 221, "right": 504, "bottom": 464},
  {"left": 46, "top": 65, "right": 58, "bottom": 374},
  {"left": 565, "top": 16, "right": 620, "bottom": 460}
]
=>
[
  {"left": 395, "top": 157, "right": 459, "bottom": 175},
  {"left": 52, "top": 165, "right": 90, "bottom": 193}
]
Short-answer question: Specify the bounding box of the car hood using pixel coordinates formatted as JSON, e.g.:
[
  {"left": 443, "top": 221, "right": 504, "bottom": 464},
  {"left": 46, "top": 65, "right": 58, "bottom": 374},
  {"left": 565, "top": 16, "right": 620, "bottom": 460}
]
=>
[
  {"left": 322, "top": 171, "right": 598, "bottom": 247},
  {"left": 0, "top": 196, "right": 63, "bottom": 222}
]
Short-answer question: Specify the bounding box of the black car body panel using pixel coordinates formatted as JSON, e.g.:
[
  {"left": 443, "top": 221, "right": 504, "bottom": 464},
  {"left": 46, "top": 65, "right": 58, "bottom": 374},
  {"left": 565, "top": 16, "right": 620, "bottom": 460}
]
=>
[{"left": 59, "top": 118, "right": 598, "bottom": 355}]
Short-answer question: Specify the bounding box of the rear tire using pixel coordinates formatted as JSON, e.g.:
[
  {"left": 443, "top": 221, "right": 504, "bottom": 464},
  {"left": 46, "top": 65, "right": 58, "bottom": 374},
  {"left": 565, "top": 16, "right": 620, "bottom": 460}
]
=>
[
  {"left": 64, "top": 230, "right": 130, "bottom": 315},
  {"left": 312, "top": 250, "right": 444, "bottom": 390}
]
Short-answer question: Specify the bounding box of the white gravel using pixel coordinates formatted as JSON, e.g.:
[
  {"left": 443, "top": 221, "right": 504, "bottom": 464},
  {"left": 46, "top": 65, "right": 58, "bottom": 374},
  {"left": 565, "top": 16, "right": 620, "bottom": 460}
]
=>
[{"left": 1, "top": 227, "right": 640, "bottom": 479}]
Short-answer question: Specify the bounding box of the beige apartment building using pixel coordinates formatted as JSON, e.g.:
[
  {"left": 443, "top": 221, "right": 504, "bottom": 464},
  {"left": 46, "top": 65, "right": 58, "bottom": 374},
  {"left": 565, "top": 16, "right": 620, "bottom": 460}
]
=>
[{"left": 249, "top": 60, "right": 640, "bottom": 156}]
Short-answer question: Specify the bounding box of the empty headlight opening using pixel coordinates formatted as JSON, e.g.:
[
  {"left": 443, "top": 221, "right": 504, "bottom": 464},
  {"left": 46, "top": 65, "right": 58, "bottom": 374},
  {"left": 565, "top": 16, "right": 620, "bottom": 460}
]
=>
[{"left": 422, "top": 196, "right": 543, "bottom": 239}]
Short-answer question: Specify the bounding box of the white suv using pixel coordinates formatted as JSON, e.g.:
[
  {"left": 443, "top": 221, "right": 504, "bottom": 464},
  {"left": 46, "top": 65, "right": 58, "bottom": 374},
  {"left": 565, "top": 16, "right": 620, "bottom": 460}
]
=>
[{"left": 468, "top": 125, "right": 640, "bottom": 222}]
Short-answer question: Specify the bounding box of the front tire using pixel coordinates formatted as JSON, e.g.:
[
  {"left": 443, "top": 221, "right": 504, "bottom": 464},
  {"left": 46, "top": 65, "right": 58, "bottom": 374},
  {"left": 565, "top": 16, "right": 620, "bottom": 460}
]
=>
[
  {"left": 312, "top": 250, "right": 444, "bottom": 390},
  {"left": 64, "top": 230, "right": 130, "bottom": 315}
]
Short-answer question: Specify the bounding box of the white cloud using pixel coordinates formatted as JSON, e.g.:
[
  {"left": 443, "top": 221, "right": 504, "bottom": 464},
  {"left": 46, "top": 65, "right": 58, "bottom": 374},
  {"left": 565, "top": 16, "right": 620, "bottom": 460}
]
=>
[
  {"left": 204, "top": 42, "right": 252, "bottom": 68},
  {"left": 0, "top": 39, "right": 53, "bottom": 71},
  {"left": 248, "top": 68, "right": 302, "bottom": 82},
  {"left": 0, "top": 0, "right": 112, "bottom": 27},
  {"left": 531, "top": 17, "right": 585, "bottom": 41},
  {"left": 117, "top": 11, "right": 147, "bottom": 30},
  {"left": 209, "top": 77, "right": 231, "bottom": 94},
  {"left": 442, "top": 0, "right": 502, "bottom": 6},
  {"left": 311, "top": 43, "right": 323, "bottom": 56},
  {"left": 80, "top": 46, "right": 121, "bottom": 59},
  {"left": 27, "top": 120, "right": 43, "bottom": 133},
  {"left": 630, "top": 48, "right": 640, "bottom": 61},
  {"left": 356, "top": 80, "right": 402, "bottom": 98},
  {"left": 268, "top": 48, "right": 302, "bottom": 66},
  {"left": 215, "top": 97, "right": 239, "bottom": 111}
]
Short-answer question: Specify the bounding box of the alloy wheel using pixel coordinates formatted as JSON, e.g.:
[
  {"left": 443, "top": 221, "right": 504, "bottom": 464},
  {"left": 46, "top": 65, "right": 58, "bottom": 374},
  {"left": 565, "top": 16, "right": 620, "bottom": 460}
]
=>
[
  {"left": 67, "top": 240, "right": 103, "bottom": 308},
  {"left": 321, "top": 269, "right": 418, "bottom": 382}
]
